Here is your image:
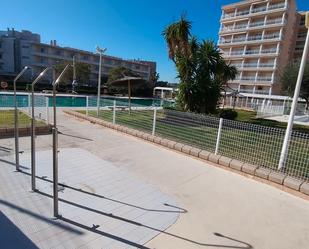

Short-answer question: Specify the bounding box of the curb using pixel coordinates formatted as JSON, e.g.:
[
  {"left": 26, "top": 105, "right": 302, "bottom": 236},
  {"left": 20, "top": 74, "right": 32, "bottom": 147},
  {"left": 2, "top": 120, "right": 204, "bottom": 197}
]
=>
[{"left": 63, "top": 110, "right": 309, "bottom": 197}]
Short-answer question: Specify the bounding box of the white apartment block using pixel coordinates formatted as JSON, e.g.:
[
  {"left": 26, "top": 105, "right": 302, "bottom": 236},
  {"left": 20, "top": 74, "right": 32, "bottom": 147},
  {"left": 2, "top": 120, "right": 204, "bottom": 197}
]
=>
[
  {"left": 218, "top": 0, "right": 307, "bottom": 95},
  {"left": 0, "top": 29, "right": 156, "bottom": 86}
]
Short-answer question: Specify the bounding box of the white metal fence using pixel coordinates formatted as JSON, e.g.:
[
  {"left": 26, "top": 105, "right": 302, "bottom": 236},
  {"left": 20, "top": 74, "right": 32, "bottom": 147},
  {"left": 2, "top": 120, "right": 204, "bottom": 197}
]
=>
[
  {"left": 84, "top": 100, "right": 309, "bottom": 181},
  {"left": 0, "top": 93, "right": 49, "bottom": 129}
]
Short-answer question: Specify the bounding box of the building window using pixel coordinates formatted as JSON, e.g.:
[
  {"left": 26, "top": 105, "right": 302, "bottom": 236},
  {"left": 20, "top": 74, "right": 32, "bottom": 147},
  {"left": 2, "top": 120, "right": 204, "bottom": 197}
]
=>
[
  {"left": 22, "top": 56, "right": 29, "bottom": 59},
  {"left": 22, "top": 45, "right": 29, "bottom": 49},
  {"left": 135, "top": 65, "right": 140, "bottom": 70},
  {"left": 0, "top": 54, "right": 2, "bottom": 59},
  {"left": 0, "top": 42, "right": 2, "bottom": 48},
  {"left": 40, "top": 47, "right": 45, "bottom": 53}
]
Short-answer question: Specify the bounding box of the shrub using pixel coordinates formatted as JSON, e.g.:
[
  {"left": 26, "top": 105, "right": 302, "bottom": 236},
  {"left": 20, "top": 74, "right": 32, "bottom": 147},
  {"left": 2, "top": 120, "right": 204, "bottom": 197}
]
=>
[{"left": 219, "top": 109, "right": 238, "bottom": 120}]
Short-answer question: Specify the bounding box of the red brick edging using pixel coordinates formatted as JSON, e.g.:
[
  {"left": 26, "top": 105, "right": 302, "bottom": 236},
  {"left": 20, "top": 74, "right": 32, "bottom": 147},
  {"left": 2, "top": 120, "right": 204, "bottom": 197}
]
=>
[
  {"left": 63, "top": 109, "right": 309, "bottom": 197},
  {"left": 0, "top": 125, "right": 52, "bottom": 138}
]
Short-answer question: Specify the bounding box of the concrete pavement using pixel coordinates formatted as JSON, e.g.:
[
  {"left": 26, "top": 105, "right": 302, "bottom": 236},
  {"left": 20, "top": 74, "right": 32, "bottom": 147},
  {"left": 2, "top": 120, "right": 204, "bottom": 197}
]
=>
[{"left": 1, "top": 111, "right": 309, "bottom": 249}]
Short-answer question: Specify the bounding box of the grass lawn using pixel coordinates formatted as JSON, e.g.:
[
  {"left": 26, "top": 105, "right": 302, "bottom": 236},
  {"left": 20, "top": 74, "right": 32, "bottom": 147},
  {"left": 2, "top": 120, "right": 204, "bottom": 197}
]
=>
[
  {"left": 0, "top": 110, "right": 45, "bottom": 128},
  {"left": 79, "top": 109, "right": 309, "bottom": 180},
  {"left": 235, "top": 109, "right": 309, "bottom": 134}
]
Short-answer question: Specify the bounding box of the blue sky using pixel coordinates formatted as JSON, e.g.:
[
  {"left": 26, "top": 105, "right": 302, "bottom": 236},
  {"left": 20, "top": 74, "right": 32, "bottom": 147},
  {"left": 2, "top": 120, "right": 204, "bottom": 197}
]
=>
[{"left": 1, "top": 0, "right": 309, "bottom": 82}]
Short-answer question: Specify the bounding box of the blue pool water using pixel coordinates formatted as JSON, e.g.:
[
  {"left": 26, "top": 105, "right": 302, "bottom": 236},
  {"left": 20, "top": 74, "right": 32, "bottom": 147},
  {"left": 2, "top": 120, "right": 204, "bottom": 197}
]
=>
[{"left": 0, "top": 93, "right": 174, "bottom": 108}]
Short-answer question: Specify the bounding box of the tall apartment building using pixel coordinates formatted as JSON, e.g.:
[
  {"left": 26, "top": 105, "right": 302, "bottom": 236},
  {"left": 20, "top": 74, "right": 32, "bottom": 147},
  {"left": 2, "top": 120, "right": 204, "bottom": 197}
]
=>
[
  {"left": 0, "top": 29, "right": 156, "bottom": 86},
  {"left": 218, "top": 0, "right": 307, "bottom": 96}
]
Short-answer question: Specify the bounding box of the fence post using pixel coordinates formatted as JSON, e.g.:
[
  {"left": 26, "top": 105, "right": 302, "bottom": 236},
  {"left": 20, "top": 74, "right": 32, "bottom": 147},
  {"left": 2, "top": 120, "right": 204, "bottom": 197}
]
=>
[
  {"left": 215, "top": 118, "right": 223, "bottom": 155},
  {"left": 152, "top": 108, "right": 157, "bottom": 136},
  {"left": 46, "top": 97, "right": 49, "bottom": 124},
  {"left": 86, "top": 96, "right": 89, "bottom": 116},
  {"left": 113, "top": 100, "right": 116, "bottom": 124},
  {"left": 28, "top": 93, "right": 31, "bottom": 115}
]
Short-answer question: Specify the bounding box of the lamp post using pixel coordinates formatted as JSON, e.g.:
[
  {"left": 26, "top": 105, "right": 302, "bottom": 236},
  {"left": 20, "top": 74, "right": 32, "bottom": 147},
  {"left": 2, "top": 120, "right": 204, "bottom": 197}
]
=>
[
  {"left": 72, "top": 55, "right": 78, "bottom": 93},
  {"left": 30, "top": 67, "right": 53, "bottom": 191},
  {"left": 96, "top": 46, "right": 106, "bottom": 117},
  {"left": 52, "top": 64, "right": 71, "bottom": 217},
  {"left": 13, "top": 66, "right": 31, "bottom": 171},
  {"left": 278, "top": 12, "right": 309, "bottom": 170}
]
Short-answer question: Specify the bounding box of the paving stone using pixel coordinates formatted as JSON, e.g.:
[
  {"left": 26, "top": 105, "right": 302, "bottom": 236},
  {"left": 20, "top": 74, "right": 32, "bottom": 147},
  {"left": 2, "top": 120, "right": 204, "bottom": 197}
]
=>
[
  {"left": 198, "top": 150, "right": 211, "bottom": 160},
  {"left": 269, "top": 171, "right": 286, "bottom": 185},
  {"left": 255, "top": 167, "right": 271, "bottom": 179},
  {"left": 208, "top": 153, "right": 221, "bottom": 164},
  {"left": 167, "top": 140, "right": 177, "bottom": 149},
  {"left": 283, "top": 177, "right": 304, "bottom": 191},
  {"left": 174, "top": 143, "right": 185, "bottom": 152},
  {"left": 160, "top": 139, "right": 170, "bottom": 147},
  {"left": 189, "top": 148, "right": 201, "bottom": 157},
  {"left": 218, "top": 156, "right": 232, "bottom": 167},
  {"left": 142, "top": 133, "right": 149, "bottom": 140},
  {"left": 242, "top": 163, "right": 258, "bottom": 175},
  {"left": 154, "top": 137, "right": 162, "bottom": 144},
  {"left": 230, "top": 159, "right": 244, "bottom": 171},
  {"left": 300, "top": 182, "right": 309, "bottom": 195},
  {"left": 147, "top": 135, "right": 156, "bottom": 142},
  {"left": 181, "top": 145, "right": 193, "bottom": 154}
]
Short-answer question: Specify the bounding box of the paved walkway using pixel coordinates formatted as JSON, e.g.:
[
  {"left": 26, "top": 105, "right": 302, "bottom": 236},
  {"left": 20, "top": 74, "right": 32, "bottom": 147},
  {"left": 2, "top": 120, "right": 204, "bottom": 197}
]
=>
[{"left": 1, "top": 111, "right": 309, "bottom": 249}]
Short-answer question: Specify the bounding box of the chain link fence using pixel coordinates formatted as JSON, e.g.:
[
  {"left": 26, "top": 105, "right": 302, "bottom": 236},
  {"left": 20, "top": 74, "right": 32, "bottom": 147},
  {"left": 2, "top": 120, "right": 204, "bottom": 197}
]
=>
[{"left": 83, "top": 99, "right": 309, "bottom": 181}]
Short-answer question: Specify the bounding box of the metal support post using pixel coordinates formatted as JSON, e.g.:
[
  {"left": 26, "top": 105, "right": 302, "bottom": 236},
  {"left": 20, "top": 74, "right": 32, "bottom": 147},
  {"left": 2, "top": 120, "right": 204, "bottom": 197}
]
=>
[
  {"left": 152, "top": 108, "right": 157, "bottom": 136},
  {"left": 113, "top": 100, "right": 116, "bottom": 124},
  {"left": 215, "top": 118, "right": 223, "bottom": 155}
]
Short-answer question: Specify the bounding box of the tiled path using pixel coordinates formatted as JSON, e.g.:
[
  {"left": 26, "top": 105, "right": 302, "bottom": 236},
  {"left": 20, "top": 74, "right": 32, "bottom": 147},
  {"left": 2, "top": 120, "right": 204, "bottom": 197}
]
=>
[{"left": 0, "top": 148, "right": 180, "bottom": 249}]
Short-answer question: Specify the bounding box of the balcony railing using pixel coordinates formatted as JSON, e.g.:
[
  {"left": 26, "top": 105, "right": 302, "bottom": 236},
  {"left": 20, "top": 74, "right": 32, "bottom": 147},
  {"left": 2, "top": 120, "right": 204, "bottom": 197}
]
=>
[
  {"left": 233, "top": 37, "right": 247, "bottom": 42},
  {"left": 251, "top": 6, "right": 267, "bottom": 14},
  {"left": 222, "top": 2, "right": 286, "bottom": 20},
  {"left": 263, "top": 34, "right": 280, "bottom": 39},
  {"left": 230, "top": 51, "right": 244, "bottom": 55},
  {"left": 249, "top": 21, "right": 265, "bottom": 27},
  {"left": 259, "top": 63, "right": 275, "bottom": 68},
  {"left": 268, "top": 3, "right": 285, "bottom": 10},
  {"left": 261, "top": 49, "right": 277, "bottom": 54},
  {"left": 242, "top": 76, "right": 256, "bottom": 81},
  {"left": 256, "top": 76, "right": 272, "bottom": 81},
  {"left": 245, "top": 50, "right": 260, "bottom": 55}
]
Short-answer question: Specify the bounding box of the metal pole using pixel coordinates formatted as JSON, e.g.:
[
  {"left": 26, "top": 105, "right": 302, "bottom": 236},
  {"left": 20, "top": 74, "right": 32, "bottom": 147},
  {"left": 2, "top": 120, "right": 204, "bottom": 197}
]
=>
[
  {"left": 46, "top": 97, "right": 49, "bottom": 124},
  {"left": 13, "top": 67, "right": 30, "bottom": 171},
  {"left": 128, "top": 80, "right": 131, "bottom": 114},
  {"left": 97, "top": 50, "right": 103, "bottom": 117},
  {"left": 152, "top": 108, "right": 157, "bottom": 136},
  {"left": 278, "top": 26, "right": 309, "bottom": 170},
  {"left": 52, "top": 70, "right": 59, "bottom": 217},
  {"left": 215, "top": 118, "right": 223, "bottom": 155},
  {"left": 86, "top": 96, "right": 89, "bottom": 116},
  {"left": 31, "top": 85, "right": 36, "bottom": 191},
  {"left": 14, "top": 80, "right": 20, "bottom": 171},
  {"left": 52, "top": 127, "right": 58, "bottom": 217},
  {"left": 113, "top": 100, "right": 116, "bottom": 124}
]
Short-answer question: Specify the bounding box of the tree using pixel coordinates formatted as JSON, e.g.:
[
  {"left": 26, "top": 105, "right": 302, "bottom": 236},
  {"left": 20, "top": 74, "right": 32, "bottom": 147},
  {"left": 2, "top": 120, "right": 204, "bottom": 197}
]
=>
[
  {"left": 281, "top": 62, "right": 309, "bottom": 111},
  {"left": 54, "top": 61, "right": 91, "bottom": 87},
  {"left": 163, "top": 16, "right": 237, "bottom": 114}
]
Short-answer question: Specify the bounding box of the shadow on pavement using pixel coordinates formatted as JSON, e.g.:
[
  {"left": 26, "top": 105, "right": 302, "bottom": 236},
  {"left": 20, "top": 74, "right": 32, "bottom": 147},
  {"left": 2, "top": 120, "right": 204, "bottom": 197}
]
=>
[
  {"left": 0, "top": 211, "right": 39, "bottom": 249},
  {"left": 38, "top": 190, "right": 253, "bottom": 249}
]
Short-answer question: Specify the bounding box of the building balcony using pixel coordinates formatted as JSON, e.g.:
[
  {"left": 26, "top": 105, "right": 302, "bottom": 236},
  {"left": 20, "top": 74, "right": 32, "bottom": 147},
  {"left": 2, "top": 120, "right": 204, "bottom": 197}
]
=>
[
  {"left": 221, "top": 2, "right": 286, "bottom": 21},
  {"left": 219, "top": 34, "right": 281, "bottom": 46},
  {"left": 220, "top": 19, "right": 284, "bottom": 34},
  {"left": 222, "top": 48, "right": 278, "bottom": 58},
  {"left": 231, "top": 76, "right": 273, "bottom": 84}
]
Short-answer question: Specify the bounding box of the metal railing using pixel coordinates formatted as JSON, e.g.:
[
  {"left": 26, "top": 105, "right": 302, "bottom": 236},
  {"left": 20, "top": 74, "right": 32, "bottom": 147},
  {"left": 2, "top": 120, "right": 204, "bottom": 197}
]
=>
[{"left": 83, "top": 100, "right": 309, "bottom": 181}]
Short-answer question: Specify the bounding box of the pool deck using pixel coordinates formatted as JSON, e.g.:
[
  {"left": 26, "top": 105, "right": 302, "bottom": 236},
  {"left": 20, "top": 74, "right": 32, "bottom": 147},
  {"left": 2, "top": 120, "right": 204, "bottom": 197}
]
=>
[{"left": 1, "top": 110, "right": 309, "bottom": 249}]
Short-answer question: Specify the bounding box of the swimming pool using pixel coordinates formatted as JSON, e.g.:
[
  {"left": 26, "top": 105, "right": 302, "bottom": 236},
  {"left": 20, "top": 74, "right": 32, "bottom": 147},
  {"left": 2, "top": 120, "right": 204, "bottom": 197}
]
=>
[{"left": 0, "top": 92, "right": 174, "bottom": 108}]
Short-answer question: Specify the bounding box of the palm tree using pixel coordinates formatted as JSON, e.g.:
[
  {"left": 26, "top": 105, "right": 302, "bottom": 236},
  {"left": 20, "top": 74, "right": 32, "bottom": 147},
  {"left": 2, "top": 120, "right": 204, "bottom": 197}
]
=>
[{"left": 162, "top": 15, "right": 192, "bottom": 62}]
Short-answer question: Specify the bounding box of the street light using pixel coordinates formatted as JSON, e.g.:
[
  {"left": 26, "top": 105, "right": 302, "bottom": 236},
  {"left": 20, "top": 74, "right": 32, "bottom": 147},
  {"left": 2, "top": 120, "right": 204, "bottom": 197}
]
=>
[
  {"left": 30, "top": 67, "right": 53, "bottom": 191},
  {"left": 13, "top": 66, "right": 31, "bottom": 171},
  {"left": 52, "top": 64, "right": 71, "bottom": 218},
  {"left": 72, "top": 55, "right": 78, "bottom": 94},
  {"left": 96, "top": 46, "right": 107, "bottom": 117},
  {"left": 278, "top": 12, "right": 309, "bottom": 170}
]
